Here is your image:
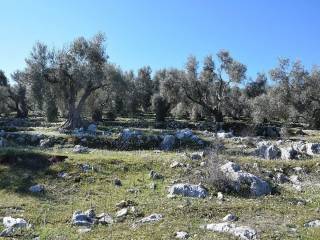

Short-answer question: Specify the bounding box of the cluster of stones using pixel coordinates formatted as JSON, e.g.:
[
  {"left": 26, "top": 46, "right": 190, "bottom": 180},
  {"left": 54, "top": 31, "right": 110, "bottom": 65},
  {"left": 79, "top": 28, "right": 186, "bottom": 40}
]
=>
[{"left": 255, "top": 140, "right": 320, "bottom": 160}]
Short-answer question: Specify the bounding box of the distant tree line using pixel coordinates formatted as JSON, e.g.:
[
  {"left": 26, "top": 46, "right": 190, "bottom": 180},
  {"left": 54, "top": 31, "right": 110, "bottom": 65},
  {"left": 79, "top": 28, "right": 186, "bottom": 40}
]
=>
[{"left": 1, "top": 33, "right": 320, "bottom": 129}]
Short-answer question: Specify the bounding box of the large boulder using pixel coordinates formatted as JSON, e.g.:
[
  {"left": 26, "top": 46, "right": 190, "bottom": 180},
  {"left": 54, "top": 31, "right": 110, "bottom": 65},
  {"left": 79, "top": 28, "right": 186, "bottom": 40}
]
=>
[
  {"left": 255, "top": 141, "right": 281, "bottom": 160},
  {"left": 304, "top": 220, "right": 320, "bottom": 228},
  {"left": 0, "top": 217, "right": 30, "bottom": 237},
  {"left": 120, "top": 128, "right": 142, "bottom": 141},
  {"left": 221, "top": 162, "right": 271, "bottom": 197},
  {"left": 203, "top": 222, "right": 257, "bottom": 240},
  {"left": 168, "top": 183, "right": 208, "bottom": 198},
  {"left": 160, "top": 135, "right": 176, "bottom": 151},
  {"left": 306, "top": 143, "right": 320, "bottom": 155},
  {"left": 175, "top": 128, "right": 204, "bottom": 145},
  {"left": 281, "top": 147, "right": 298, "bottom": 160},
  {"left": 176, "top": 129, "right": 193, "bottom": 140}
]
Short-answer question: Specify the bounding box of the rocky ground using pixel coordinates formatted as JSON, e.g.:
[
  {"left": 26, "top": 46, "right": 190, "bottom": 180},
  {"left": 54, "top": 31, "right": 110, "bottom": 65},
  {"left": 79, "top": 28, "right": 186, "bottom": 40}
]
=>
[{"left": 0, "top": 119, "right": 320, "bottom": 239}]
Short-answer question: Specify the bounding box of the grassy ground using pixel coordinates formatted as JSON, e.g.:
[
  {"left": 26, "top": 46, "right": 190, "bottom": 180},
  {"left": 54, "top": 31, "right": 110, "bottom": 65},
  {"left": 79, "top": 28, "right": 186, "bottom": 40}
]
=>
[{"left": 1, "top": 119, "right": 320, "bottom": 239}]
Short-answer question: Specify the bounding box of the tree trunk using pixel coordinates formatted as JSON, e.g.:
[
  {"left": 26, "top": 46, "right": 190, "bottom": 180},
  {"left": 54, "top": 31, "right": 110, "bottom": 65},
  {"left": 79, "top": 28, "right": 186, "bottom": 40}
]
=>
[
  {"left": 62, "top": 110, "right": 83, "bottom": 130},
  {"left": 61, "top": 88, "right": 93, "bottom": 130},
  {"left": 214, "top": 110, "right": 223, "bottom": 122}
]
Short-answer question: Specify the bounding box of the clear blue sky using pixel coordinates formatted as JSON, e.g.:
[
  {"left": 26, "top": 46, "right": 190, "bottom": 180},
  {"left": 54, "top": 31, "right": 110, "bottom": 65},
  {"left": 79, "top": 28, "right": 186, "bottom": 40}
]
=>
[{"left": 1, "top": 0, "right": 319, "bottom": 80}]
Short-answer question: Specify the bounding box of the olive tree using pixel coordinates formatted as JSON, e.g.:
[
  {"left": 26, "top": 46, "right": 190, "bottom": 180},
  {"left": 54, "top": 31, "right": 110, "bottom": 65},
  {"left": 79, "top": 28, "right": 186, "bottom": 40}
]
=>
[
  {"left": 24, "top": 33, "right": 111, "bottom": 129},
  {"left": 180, "top": 51, "right": 247, "bottom": 122},
  {"left": 269, "top": 58, "right": 320, "bottom": 127},
  {"left": 7, "top": 71, "right": 29, "bottom": 118},
  {"left": 0, "top": 70, "right": 9, "bottom": 115}
]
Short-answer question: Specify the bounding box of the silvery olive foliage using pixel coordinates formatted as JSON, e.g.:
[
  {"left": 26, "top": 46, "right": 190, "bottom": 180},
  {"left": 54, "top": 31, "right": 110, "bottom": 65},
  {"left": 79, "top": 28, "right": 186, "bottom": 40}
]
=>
[{"left": 2, "top": 33, "right": 320, "bottom": 129}]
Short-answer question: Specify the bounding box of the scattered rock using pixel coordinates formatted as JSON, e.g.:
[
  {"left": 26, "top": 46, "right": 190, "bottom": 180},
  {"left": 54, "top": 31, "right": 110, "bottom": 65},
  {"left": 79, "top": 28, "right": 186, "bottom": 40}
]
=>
[
  {"left": 160, "top": 135, "right": 176, "bottom": 151},
  {"left": 176, "top": 129, "right": 203, "bottom": 145},
  {"left": 40, "top": 138, "right": 52, "bottom": 148},
  {"left": 222, "top": 213, "right": 238, "bottom": 222},
  {"left": 168, "top": 183, "right": 208, "bottom": 198},
  {"left": 149, "top": 170, "right": 164, "bottom": 180},
  {"left": 73, "top": 145, "right": 89, "bottom": 153},
  {"left": 216, "top": 131, "right": 233, "bottom": 139},
  {"left": 0, "top": 216, "right": 30, "bottom": 237},
  {"left": 191, "top": 152, "right": 203, "bottom": 160},
  {"left": 170, "top": 161, "right": 184, "bottom": 168},
  {"left": 304, "top": 220, "right": 320, "bottom": 228},
  {"left": 116, "top": 200, "right": 135, "bottom": 209},
  {"left": 281, "top": 147, "right": 298, "bottom": 160},
  {"left": 127, "top": 188, "right": 140, "bottom": 194},
  {"left": 97, "top": 213, "right": 113, "bottom": 225},
  {"left": 135, "top": 213, "right": 163, "bottom": 224},
  {"left": 203, "top": 222, "right": 257, "bottom": 240},
  {"left": 77, "top": 227, "right": 92, "bottom": 234},
  {"left": 289, "top": 175, "right": 301, "bottom": 185},
  {"left": 292, "top": 167, "right": 304, "bottom": 174},
  {"left": 29, "top": 184, "right": 45, "bottom": 193},
  {"left": 114, "top": 178, "right": 122, "bottom": 187},
  {"left": 306, "top": 143, "right": 320, "bottom": 155},
  {"left": 3, "top": 216, "right": 28, "bottom": 229},
  {"left": 80, "top": 163, "right": 93, "bottom": 173},
  {"left": 150, "top": 182, "right": 156, "bottom": 190},
  {"left": 217, "top": 192, "right": 224, "bottom": 201},
  {"left": 72, "top": 210, "right": 94, "bottom": 226},
  {"left": 58, "top": 172, "right": 69, "bottom": 179},
  {"left": 175, "top": 231, "right": 189, "bottom": 239},
  {"left": 220, "top": 162, "right": 271, "bottom": 197},
  {"left": 116, "top": 208, "right": 128, "bottom": 218},
  {"left": 274, "top": 172, "right": 289, "bottom": 184},
  {"left": 255, "top": 142, "right": 281, "bottom": 160}
]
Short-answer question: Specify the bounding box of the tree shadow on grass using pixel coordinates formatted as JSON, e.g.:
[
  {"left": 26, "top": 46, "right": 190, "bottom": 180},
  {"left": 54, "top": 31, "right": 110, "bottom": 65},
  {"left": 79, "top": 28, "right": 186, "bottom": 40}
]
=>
[{"left": 0, "top": 148, "right": 66, "bottom": 200}]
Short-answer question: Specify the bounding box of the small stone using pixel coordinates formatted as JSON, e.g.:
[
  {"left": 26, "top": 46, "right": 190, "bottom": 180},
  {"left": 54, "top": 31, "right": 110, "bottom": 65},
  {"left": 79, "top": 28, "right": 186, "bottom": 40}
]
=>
[
  {"left": 222, "top": 213, "right": 238, "bottom": 222},
  {"left": 84, "top": 209, "right": 96, "bottom": 219},
  {"left": 149, "top": 170, "right": 164, "bottom": 180},
  {"left": 77, "top": 227, "right": 92, "bottom": 234},
  {"left": 80, "top": 163, "right": 92, "bottom": 173},
  {"left": 73, "top": 145, "right": 89, "bottom": 153},
  {"left": 274, "top": 173, "right": 289, "bottom": 184},
  {"left": 170, "top": 161, "right": 184, "bottom": 168},
  {"left": 127, "top": 188, "right": 140, "bottom": 193},
  {"left": 289, "top": 175, "right": 301, "bottom": 184},
  {"left": 292, "top": 167, "right": 304, "bottom": 174},
  {"left": 72, "top": 211, "right": 93, "bottom": 226},
  {"left": 191, "top": 152, "right": 202, "bottom": 160},
  {"left": 114, "top": 178, "right": 122, "bottom": 186},
  {"left": 135, "top": 213, "right": 162, "bottom": 224},
  {"left": 176, "top": 231, "right": 189, "bottom": 239},
  {"left": 150, "top": 182, "right": 156, "bottom": 190},
  {"left": 97, "top": 213, "right": 113, "bottom": 225},
  {"left": 116, "top": 208, "right": 128, "bottom": 218},
  {"left": 217, "top": 192, "right": 224, "bottom": 201},
  {"left": 304, "top": 220, "right": 320, "bottom": 228},
  {"left": 58, "top": 172, "right": 69, "bottom": 179},
  {"left": 29, "top": 184, "right": 45, "bottom": 193}
]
